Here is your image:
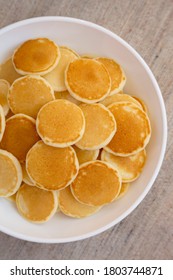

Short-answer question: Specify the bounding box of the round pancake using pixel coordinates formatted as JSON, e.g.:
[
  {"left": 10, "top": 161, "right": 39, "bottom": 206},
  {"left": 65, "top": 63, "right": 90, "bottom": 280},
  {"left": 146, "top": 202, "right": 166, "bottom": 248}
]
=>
[
  {"left": 26, "top": 141, "right": 79, "bottom": 191},
  {"left": 54, "top": 90, "right": 80, "bottom": 105},
  {"left": 0, "top": 57, "right": 21, "bottom": 84},
  {"left": 13, "top": 38, "right": 60, "bottom": 75},
  {"left": 100, "top": 93, "right": 142, "bottom": 108},
  {"left": 16, "top": 183, "right": 58, "bottom": 223},
  {"left": 0, "top": 105, "right": 5, "bottom": 142},
  {"left": 116, "top": 183, "right": 129, "bottom": 199},
  {"left": 0, "top": 149, "right": 22, "bottom": 197},
  {"left": 71, "top": 160, "right": 121, "bottom": 206},
  {"left": 44, "top": 46, "right": 79, "bottom": 91},
  {"left": 21, "top": 162, "right": 34, "bottom": 186},
  {"left": 1, "top": 114, "right": 40, "bottom": 162},
  {"left": 132, "top": 96, "right": 148, "bottom": 113},
  {"left": 0, "top": 79, "right": 10, "bottom": 116},
  {"left": 36, "top": 100, "right": 85, "bottom": 147},
  {"left": 8, "top": 75, "right": 55, "bottom": 119},
  {"left": 73, "top": 146, "right": 99, "bottom": 165},
  {"left": 76, "top": 103, "right": 116, "bottom": 150},
  {"left": 65, "top": 58, "right": 111, "bottom": 103},
  {"left": 105, "top": 102, "right": 151, "bottom": 156},
  {"left": 96, "top": 57, "right": 126, "bottom": 95},
  {"left": 101, "top": 149, "right": 146, "bottom": 182}
]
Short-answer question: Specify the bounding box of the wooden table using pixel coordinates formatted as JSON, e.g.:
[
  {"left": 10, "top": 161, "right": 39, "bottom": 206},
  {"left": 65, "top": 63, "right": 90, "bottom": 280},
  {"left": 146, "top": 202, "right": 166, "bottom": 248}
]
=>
[{"left": 0, "top": 0, "right": 172, "bottom": 260}]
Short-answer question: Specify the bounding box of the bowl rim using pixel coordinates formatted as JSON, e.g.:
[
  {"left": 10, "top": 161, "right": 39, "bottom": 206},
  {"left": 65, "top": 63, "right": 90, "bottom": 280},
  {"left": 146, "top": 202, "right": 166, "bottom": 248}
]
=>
[{"left": 0, "top": 16, "right": 167, "bottom": 243}]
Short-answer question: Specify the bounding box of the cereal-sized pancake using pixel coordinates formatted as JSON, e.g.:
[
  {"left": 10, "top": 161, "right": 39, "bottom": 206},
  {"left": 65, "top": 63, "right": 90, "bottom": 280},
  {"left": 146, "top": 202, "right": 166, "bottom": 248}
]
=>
[
  {"left": 96, "top": 57, "right": 126, "bottom": 95},
  {"left": 71, "top": 160, "right": 121, "bottom": 206},
  {"left": 21, "top": 162, "right": 34, "bottom": 186},
  {"left": 54, "top": 90, "right": 80, "bottom": 105},
  {"left": 0, "top": 79, "right": 10, "bottom": 116},
  {"left": 0, "top": 57, "right": 21, "bottom": 84},
  {"left": 26, "top": 141, "right": 79, "bottom": 191},
  {"left": 73, "top": 146, "right": 99, "bottom": 165},
  {"left": 16, "top": 183, "right": 58, "bottom": 223},
  {"left": 100, "top": 93, "right": 142, "bottom": 108},
  {"left": 116, "top": 183, "right": 129, "bottom": 199},
  {"left": 36, "top": 100, "right": 85, "bottom": 147},
  {"left": 12, "top": 38, "right": 60, "bottom": 75},
  {"left": 44, "top": 46, "right": 79, "bottom": 91},
  {"left": 0, "top": 149, "right": 22, "bottom": 197},
  {"left": 76, "top": 103, "right": 116, "bottom": 150},
  {"left": 0, "top": 105, "right": 5, "bottom": 141},
  {"left": 132, "top": 96, "right": 148, "bottom": 113},
  {"left": 105, "top": 102, "right": 151, "bottom": 156},
  {"left": 1, "top": 114, "right": 40, "bottom": 162},
  {"left": 59, "top": 186, "right": 101, "bottom": 218},
  {"left": 101, "top": 149, "right": 146, "bottom": 182},
  {"left": 8, "top": 75, "right": 55, "bottom": 119},
  {"left": 65, "top": 58, "right": 111, "bottom": 103}
]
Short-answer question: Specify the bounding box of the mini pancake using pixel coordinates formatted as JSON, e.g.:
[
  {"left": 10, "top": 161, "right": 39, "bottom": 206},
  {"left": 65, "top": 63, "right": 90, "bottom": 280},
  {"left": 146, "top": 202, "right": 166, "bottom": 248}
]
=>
[
  {"left": 73, "top": 146, "right": 99, "bottom": 165},
  {"left": 16, "top": 183, "right": 58, "bottom": 223},
  {"left": 54, "top": 90, "right": 80, "bottom": 105},
  {"left": 76, "top": 103, "right": 116, "bottom": 150},
  {"left": 0, "top": 79, "right": 10, "bottom": 116},
  {"left": 13, "top": 38, "right": 60, "bottom": 75},
  {"left": 8, "top": 75, "right": 55, "bottom": 119},
  {"left": 0, "top": 149, "right": 22, "bottom": 197},
  {"left": 59, "top": 186, "right": 101, "bottom": 218},
  {"left": 65, "top": 58, "right": 111, "bottom": 103},
  {"left": 44, "top": 46, "right": 79, "bottom": 91},
  {"left": 36, "top": 100, "right": 85, "bottom": 147},
  {"left": 101, "top": 149, "right": 146, "bottom": 182},
  {"left": 71, "top": 160, "right": 121, "bottom": 206},
  {"left": 0, "top": 105, "right": 5, "bottom": 141},
  {"left": 21, "top": 163, "right": 34, "bottom": 186},
  {"left": 26, "top": 141, "right": 79, "bottom": 191},
  {"left": 96, "top": 57, "right": 126, "bottom": 95},
  {"left": 0, "top": 57, "right": 21, "bottom": 84},
  {"left": 1, "top": 114, "right": 40, "bottom": 162},
  {"left": 100, "top": 93, "right": 142, "bottom": 108},
  {"left": 132, "top": 96, "right": 148, "bottom": 113},
  {"left": 116, "top": 183, "right": 129, "bottom": 199},
  {"left": 105, "top": 102, "right": 151, "bottom": 156}
]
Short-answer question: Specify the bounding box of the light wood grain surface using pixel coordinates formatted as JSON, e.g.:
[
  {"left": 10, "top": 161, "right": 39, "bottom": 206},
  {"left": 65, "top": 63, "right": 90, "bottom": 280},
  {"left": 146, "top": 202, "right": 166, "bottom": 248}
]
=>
[{"left": 0, "top": 0, "right": 173, "bottom": 260}]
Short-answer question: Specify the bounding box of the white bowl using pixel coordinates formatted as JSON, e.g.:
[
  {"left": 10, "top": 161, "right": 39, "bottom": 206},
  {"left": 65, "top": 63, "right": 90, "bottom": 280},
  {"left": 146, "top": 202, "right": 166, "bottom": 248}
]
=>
[{"left": 0, "top": 17, "right": 167, "bottom": 243}]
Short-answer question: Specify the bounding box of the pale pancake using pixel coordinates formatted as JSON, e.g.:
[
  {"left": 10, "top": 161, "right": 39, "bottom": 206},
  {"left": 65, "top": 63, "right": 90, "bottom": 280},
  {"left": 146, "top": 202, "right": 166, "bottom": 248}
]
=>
[
  {"left": 0, "top": 105, "right": 5, "bottom": 142},
  {"left": 36, "top": 100, "right": 85, "bottom": 147},
  {"left": 96, "top": 57, "right": 126, "bottom": 95},
  {"left": 8, "top": 75, "right": 55, "bottom": 118},
  {"left": 1, "top": 114, "right": 40, "bottom": 162},
  {"left": 132, "top": 96, "right": 148, "bottom": 113},
  {"left": 0, "top": 79, "right": 10, "bottom": 116},
  {"left": 105, "top": 102, "right": 151, "bottom": 156},
  {"left": 21, "top": 162, "right": 34, "bottom": 186},
  {"left": 100, "top": 93, "right": 142, "bottom": 108},
  {"left": 26, "top": 141, "right": 79, "bottom": 191},
  {"left": 71, "top": 160, "right": 121, "bottom": 206},
  {"left": 0, "top": 57, "right": 21, "bottom": 84},
  {"left": 54, "top": 90, "right": 80, "bottom": 105},
  {"left": 59, "top": 186, "right": 101, "bottom": 218},
  {"left": 65, "top": 58, "right": 111, "bottom": 103},
  {"left": 73, "top": 146, "right": 99, "bottom": 165},
  {"left": 44, "top": 46, "right": 79, "bottom": 91},
  {"left": 16, "top": 183, "right": 58, "bottom": 223},
  {"left": 76, "top": 103, "right": 116, "bottom": 150},
  {"left": 13, "top": 38, "right": 60, "bottom": 75},
  {"left": 0, "top": 149, "right": 22, "bottom": 197},
  {"left": 101, "top": 149, "right": 146, "bottom": 182},
  {"left": 116, "top": 183, "right": 129, "bottom": 199}
]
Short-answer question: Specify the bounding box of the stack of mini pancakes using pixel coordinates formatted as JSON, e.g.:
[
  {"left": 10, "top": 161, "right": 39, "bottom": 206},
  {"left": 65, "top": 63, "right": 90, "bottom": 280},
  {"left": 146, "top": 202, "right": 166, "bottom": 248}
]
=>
[{"left": 0, "top": 38, "right": 151, "bottom": 223}]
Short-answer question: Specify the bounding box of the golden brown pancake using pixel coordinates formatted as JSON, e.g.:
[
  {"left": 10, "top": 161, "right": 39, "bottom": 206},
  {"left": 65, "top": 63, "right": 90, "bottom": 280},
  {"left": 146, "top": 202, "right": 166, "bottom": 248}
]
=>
[
  {"left": 65, "top": 58, "right": 111, "bottom": 103},
  {"left": 76, "top": 103, "right": 116, "bottom": 150},
  {"left": 101, "top": 149, "right": 146, "bottom": 182},
  {"left": 36, "top": 100, "right": 85, "bottom": 147},
  {"left": 73, "top": 146, "right": 99, "bottom": 165},
  {"left": 0, "top": 79, "right": 10, "bottom": 116},
  {"left": 58, "top": 186, "right": 101, "bottom": 218},
  {"left": 96, "top": 57, "right": 126, "bottom": 95},
  {"left": 1, "top": 114, "right": 40, "bottom": 162},
  {"left": 13, "top": 38, "right": 60, "bottom": 75},
  {"left": 116, "top": 183, "right": 129, "bottom": 199},
  {"left": 0, "top": 105, "right": 5, "bottom": 141},
  {"left": 0, "top": 149, "right": 22, "bottom": 197},
  {"left": 71, "top": 160, "right": 121, "bottom": 206},
  {"left": 105, "top": 102, "right": 151, "bottom": 156},
  {"left": 8, "top": 75, "right": 55, "bottom": 118},
  {"left": 100, "top": 93, "right": 142, "bottom": 108},
  {"left": 16, "top": 183, "right": 58, "bottom": 223},
  {"left": 0, "top": 57, "right": 21, "bottom": 84},
  {"left": 54, "top": 90, "right": 80, "bottom": 105},
  {"left": 21, "top": 162, "right": 34, "bottom": 186},
  {"left": 26, "top": 141, "right": 79, "bottom": 191},
  {"left": 44, "top": 46, "right": 79, "bottom": 91},
  {"left": 132, "top": 96, "right": 148, "bottom": 113}
]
